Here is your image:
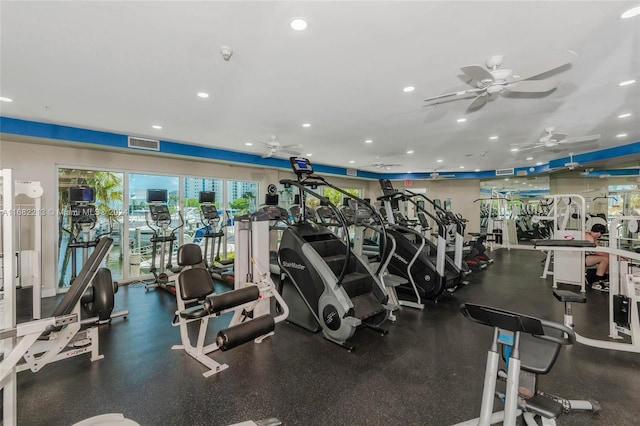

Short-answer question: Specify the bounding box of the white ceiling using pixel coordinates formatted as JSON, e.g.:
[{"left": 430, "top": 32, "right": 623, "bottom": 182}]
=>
[{"left": 1, "top": 1, "right": 639, "bottom": 175}]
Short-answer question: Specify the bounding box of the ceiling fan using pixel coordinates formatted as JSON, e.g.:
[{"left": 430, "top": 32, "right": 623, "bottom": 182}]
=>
[
  {"left": 423, "top": 50, "right": 577, "bottom": 111},
  {"left": 512, "top": 127, "right": 601, "bottom": 152},
  {"left": 428, "top": 170, "right": 456, "bottom": 180},
  {"left": 253, "top": 135, "right": 302, "bottom": 158},
  {"left": 365, "top": 157, "right": 403, "bottom": 170}
]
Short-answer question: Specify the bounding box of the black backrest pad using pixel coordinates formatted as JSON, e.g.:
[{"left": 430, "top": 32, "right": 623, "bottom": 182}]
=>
[
  {"left": 178, "top": 243, "right": 203, "bottom": 266},
  {"left": 51, "top": 237, "right": 113, "bottom": 317},
  {"left": 179, "top": 268, "right": 215, "bottom": 300},
  {"left": 461, "top": 303, "right": 545, "bottom": 335}
]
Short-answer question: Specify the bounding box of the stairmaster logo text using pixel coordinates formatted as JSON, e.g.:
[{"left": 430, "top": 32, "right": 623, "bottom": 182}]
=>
[
  {"left": 392, "top": 252, "right": 408, "bottom": 265},
  {"left": 282, "top": 261, "right": 306, "bottom": 270}
]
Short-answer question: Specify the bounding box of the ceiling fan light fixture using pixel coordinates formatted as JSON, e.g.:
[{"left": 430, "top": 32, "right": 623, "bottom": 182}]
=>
[{"left": 621, "top": 6, "right": 640, "bottom": 19}]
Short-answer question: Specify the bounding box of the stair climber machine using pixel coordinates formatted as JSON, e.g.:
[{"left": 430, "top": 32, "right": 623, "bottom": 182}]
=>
[
  {"left": 198, "top": 191, "right": 235, "bottom": 286},
  {"left": 61, "top": 186, "right": 128, "bottom": 323},
  {"left": 342, "top": 198, "right": 405, "bottom": 321},
  {"left": 410, "top": 191, "right": 478, "bottom": 275},
  {"left": 378, "top": 179, "right": 463, "bottom": 303},
  {"left": 278, "top": 157, "right": 392, "bottom": 350},
  {"left": 144, "top": 189, "right": 184, "bottom": 293}
]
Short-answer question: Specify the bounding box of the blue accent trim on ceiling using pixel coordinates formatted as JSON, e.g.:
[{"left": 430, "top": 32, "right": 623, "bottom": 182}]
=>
[
  {"left": 2, "top": 116, "right": 639, "bottom": 180},
  {"left": 548, "top": 141, "right": 640, "bottom": 169}
]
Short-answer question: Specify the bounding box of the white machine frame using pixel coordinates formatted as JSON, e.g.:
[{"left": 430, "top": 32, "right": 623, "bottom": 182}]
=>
[
  {"left": 172, "top": 214, "right": 289, "bottom": 377},
  {"left": 535, "top": 216, "right": 640, "bottom": 353},
  {"left": 535, "top": 195, "right": 587, "bottom": 292}
]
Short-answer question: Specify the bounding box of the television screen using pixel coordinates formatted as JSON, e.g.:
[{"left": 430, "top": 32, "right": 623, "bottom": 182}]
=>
[
  {"left": 147, "top": 189, "right": 168, "bottom": 203},
  {"left": 199, "top": 191, "right": 216, "bottom": 204},
  {"left": 434, "top": 199, "right": 442, "bottom": 208},
  {"left": 264, "top": 193, "right": 279, "bottom": 206},
  {"left": 69, "top": 187, "right": 95, "bottom": 204},
  {"left": 444, "top": 199, "right": 452, "bottom": 211}
]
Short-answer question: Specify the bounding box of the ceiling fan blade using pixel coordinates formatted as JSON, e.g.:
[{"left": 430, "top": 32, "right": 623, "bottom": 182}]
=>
[
  {"left": 466, "top": 93, "right": 488, "bottom": 111},
  {"left": 514, "top": 50, "right": 578, "bottom": 81},
  {"left": 279, "top": 148, "right": 302, "bottom": 155},
  {"left": 507, "top": 79, "right": 559, "bottom": 93},
  {"left": 281, "top": 144, "right": 302, "bottom": 150},
  {"left": 460, "top": 65, "right": 495, "bottom": 83},
  {"left": 424, "top": 88, "right": 483, "bottom": 103},
  {"left": 549, "top": 133, "right": 568, "bottom": 142},
  {"left": 561, "top": 134, "right": 601, "bottom": 144}
]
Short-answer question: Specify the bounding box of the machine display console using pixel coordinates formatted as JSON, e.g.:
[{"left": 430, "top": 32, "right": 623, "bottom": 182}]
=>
[
  {"left": 290, "top": 157, "right": 314, "bottom": 177},
  {"left": 149, "top": 204, "right": 172, "bottom": 222},
  {"left": 200, "top": 204, "right": 219, "bottom": 220},
  {"left": 70, "top": 204, "right": 97, "bottom": 224},
  {"left": 378, "top": 179, "right": 396, "bottom": 196}
]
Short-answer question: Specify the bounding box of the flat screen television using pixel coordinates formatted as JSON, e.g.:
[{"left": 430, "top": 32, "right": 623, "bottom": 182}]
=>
[
  {"left": 69, "top": 187, "right": 95, "bottom": 204},
  {"left": 147, "top": 189, "right": 168, "bottom": 203},
  {"left": 199, "top": 191, "right": 216, "bottom": 204}
]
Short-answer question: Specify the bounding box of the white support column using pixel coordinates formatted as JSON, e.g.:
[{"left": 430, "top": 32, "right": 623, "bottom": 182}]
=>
[{"left": 2, "top": 168, "right": 17, "bottom": 426}]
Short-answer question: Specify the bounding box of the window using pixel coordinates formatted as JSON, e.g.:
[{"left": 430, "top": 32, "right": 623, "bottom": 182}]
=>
[
  {"left": 128, "top": 174, "right": 179, "bottom": 278},
  {"left": 57, "top": 168, "right": 124, "bottom": 287}
]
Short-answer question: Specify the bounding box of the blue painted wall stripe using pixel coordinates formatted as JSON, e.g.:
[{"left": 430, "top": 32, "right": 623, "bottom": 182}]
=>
[{"left": 2, "top": 116, "right": 639, "bottom": 180}]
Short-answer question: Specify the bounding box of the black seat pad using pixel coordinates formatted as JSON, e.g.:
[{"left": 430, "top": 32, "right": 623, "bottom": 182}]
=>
[{"left": 553, "top": 289, "right": 587, "bottom": 304}]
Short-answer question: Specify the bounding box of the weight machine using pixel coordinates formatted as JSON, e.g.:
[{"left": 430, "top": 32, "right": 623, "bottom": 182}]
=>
[
  {"left": 144, "top": 189, "right": 184, "bottom": 293},
  {"left": 171, "top": 211, "right": 289, "bottom": 376}
]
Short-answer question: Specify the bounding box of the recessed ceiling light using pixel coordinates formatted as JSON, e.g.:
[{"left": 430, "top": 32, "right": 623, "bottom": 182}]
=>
[
  {"left": 489, "top": 135, "right": 499, "bottom": 140},
  {"left": 526, "top": 156, "right": 534, "bottom": 161},
  {"left": 403, "top": 86, "right": 415, "bottom": 93},
  {"left": 474, "top": 168, "right": 480, "bottom": 172},
  {"left": 457, "top": 118, "right": 467, "bottom": 123},
  {"left": 152, "top": 125, "right": 162, "bottom": 129},
  {"left": 536, "top": 162, "right": 543, "bottom": 166},
  {"left": 302, "top": 123, "right": 311, "bottom": 128},
  {"left": 290, "top": 18, "right": 308, "bottom": 31},
  {"left": 436, "top": 159, "right": 443, "bottom": 163},
  {"left": 619, "top": 79, "right": 636, "bottom": 86},
  {"left": 510, "top": 148, "right": 519, "bottom": 152},
  {"left": 406, "top": 150, "right": 414, "bottom": 154},
  {"left": 504, "top": 178, "right": 510, "bottom": 181},
  {"left": 306, "top": 153, "right": 312, "bottom": 157},
  {"left": 197, "top": 92, "right": 209, "bottom": 98},
  {"left": 349, "top": 160, "right": 355, "bottom": 164},
  {"left": 617, "top": 133, "right": 628, "bottom": 138},
  {"left": 0, "top": 96, "right": 13, "bottom": 102},
  {"left": 364, "top": 139, "right": 373, "bottom": 144},
  {"left": 245, "top": 142, "right": 253, "bottom": 146},
  {"left": 618, "top": 113, "right": 632, "bottom": 118},
  {"left": 621, "top": 5, "right": 640, "bottom": 19},
  {"left": 459, "top": 166, "right": 465, "bottom": 169},
  {"left": 407, "top": 171, "right": 412, "bottom": 174}
]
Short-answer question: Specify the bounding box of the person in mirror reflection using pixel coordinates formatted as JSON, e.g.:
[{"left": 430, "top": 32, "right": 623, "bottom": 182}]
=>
[{"left": 585, "top": 223, "right": 608, "bottom": 287}]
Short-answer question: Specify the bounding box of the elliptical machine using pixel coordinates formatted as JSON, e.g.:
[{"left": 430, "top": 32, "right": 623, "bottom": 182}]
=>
[
  {"left": 61, "top": 186, "right": 127, "bottom": 323},
  {"left": 198, "top": 191, "right": 234, "bottom": 286},
  {"left": 144, "top": 189, "right": 184, "bottom": 293},
  {"left": 278, "top": 157, "right": 391, "bottom": 350}
]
